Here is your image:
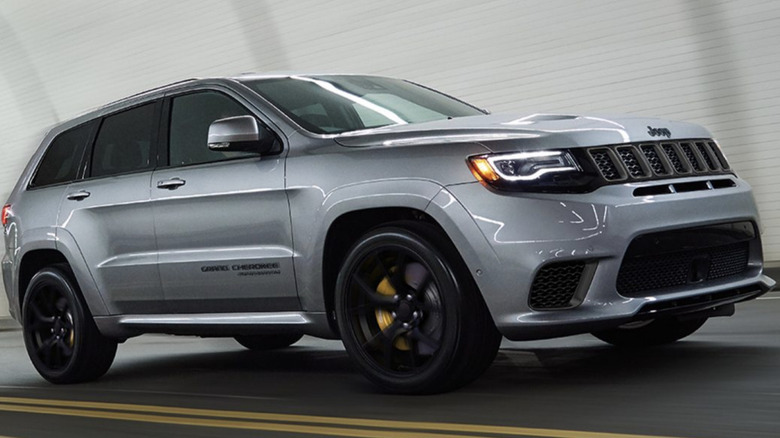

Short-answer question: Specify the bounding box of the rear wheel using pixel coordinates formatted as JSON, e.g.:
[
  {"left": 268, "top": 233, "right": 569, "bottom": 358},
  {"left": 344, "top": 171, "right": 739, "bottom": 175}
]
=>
[
  {"left": 22, "top": 265, "right": 117, "bottom": 383},
  {"left": 234, "top": 333, "right": 303, "bottom": 351},
  {"left": 335, "top": 222, "right": 501, "bottom": 394},
  {"left": 592, "top": 317, "right": 708, "bottom": 347}
]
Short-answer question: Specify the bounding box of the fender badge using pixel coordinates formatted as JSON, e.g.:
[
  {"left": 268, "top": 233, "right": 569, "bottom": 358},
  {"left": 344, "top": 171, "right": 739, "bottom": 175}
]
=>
[{"left": 647, "top": 126, "right": 672, "bottom": 138}]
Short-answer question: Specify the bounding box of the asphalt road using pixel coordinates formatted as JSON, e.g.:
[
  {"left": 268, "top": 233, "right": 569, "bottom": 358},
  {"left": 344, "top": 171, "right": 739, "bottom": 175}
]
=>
[{"left": 0, "top": 292, "right": 779, "bottom": 438}]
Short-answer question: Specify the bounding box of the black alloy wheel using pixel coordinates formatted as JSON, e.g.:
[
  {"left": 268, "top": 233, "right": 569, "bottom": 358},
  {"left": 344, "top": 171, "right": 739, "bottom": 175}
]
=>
[
  {"left": 22, "top": 265, "right": 117, "bottom": 383},
  {"left": 335, "top": 222, "right": 501, "bottom": 394}
]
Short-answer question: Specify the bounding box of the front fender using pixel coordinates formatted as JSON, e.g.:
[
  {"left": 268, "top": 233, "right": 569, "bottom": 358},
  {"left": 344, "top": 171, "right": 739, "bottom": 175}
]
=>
[
  {"left": 424, "top": 186, "right": 504, "bottom": 318},
  {"left": 289, "top": 179, "right": 444, "bottom": 312}
]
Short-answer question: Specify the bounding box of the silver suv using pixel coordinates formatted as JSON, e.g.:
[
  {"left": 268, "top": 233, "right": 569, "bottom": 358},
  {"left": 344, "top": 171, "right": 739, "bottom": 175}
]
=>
[{"left": 2, "top": 74, "right": 775, "bottom": 393}]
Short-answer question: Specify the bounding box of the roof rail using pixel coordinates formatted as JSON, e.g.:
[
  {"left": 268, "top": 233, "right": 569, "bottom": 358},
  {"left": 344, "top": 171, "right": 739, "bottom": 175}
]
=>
[{"left": 102, "top": 78, "right": 200, "bottom": 107}]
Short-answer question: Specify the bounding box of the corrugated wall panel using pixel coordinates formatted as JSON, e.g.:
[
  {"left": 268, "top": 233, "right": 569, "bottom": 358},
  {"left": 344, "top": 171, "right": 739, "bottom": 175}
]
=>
[{"left": 1, "top": 0, "right": 779, "bottom": 317}]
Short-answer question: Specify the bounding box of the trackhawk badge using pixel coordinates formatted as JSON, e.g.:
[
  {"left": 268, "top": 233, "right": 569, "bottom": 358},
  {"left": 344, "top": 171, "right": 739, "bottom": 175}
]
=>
[{"left": 647, "top": 126, "right": 672, "bottom": 138}]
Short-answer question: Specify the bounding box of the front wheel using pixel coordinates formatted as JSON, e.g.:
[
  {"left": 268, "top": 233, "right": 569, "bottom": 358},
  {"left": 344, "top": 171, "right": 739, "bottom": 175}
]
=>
[
  {"left": 592, "top": 317, "right": 708, "bottom": 347},
  {"left": 22, "top": 265, "right": 117, "bottom": 383},
  {"left": 335, "top": 222, "right": 501, "bottom": 394}
]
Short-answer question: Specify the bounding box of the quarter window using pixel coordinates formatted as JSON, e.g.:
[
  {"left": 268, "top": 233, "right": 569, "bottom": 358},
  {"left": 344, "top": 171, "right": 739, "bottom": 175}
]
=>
[
  {"left": 31, "top": 122, "right": 94, "bottom": 188},
  {"left": 91, "top": 103, "right": 156, "bottom": 178},
  {"left": 168, "top": 91, "right": 258, "bottom": 167}
]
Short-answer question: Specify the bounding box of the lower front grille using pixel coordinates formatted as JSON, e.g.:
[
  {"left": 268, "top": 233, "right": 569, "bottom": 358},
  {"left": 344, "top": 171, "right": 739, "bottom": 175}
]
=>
[
  {"left": 529, "top": 261, "right": 586, "bottom": 309},
  {"left": 616, "top": 222, "right": 755, "bottom": 297}
]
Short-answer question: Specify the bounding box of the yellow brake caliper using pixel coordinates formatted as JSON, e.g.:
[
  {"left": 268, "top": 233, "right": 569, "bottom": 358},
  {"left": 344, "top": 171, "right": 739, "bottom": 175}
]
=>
[
  {"left": 66, "top": 312, "right": 75, "bottom": 347},
  {"left": 375, "top": 274, "right": 410, "bottom": 351}
]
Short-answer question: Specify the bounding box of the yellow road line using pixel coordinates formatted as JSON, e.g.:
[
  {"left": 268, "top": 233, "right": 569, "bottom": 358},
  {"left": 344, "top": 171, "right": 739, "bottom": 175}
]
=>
[
  {"left": 0, "top": 403, "right": 484, "bottom": 438},
  {"left": 0, "top": 396, "right": 685, "bottom": 438}
]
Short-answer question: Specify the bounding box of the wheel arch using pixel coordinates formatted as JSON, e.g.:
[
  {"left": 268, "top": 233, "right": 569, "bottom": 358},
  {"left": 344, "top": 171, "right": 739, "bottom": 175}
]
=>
[
  {"left": 17, "top": 248, "right": 69, "bottom": 312},
  {"left": 17, "top": 237, "right": 109, "bottom": 319},
  {"left": 291, "top": 180, "right": 495, "bottom": 337}
]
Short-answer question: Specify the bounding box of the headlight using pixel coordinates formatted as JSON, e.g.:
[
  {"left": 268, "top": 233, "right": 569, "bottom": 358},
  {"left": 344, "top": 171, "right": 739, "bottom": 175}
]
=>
[{"left": 468, "top": 150, "right": 596, "bottom": 192}]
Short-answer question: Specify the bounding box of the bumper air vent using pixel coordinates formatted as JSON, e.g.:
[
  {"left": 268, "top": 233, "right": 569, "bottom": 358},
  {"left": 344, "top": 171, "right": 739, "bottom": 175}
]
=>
[{"left": 529, "top": 261, "right": 587, "bottom": 310}]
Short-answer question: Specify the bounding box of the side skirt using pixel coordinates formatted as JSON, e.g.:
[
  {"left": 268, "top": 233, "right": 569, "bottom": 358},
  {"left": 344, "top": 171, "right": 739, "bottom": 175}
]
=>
[{"left": 94, "top": 311, "right": 337, "bottom": 340}]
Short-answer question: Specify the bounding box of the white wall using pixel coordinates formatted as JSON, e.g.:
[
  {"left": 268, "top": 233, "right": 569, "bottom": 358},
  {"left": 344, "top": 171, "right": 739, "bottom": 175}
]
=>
[{"left": 1, "top": 0, "right": 779, "bottom": 317}]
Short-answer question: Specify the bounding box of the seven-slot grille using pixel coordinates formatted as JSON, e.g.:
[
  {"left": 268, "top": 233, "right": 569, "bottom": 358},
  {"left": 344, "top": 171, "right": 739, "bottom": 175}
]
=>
[{"left": 587, "top": 140, "right": 730, "bottom": 183}]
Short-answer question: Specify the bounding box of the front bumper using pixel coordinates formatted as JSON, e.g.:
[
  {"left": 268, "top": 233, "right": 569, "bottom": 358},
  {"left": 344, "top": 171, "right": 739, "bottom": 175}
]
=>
[{"left": 434, "top": 176, "right": 775, "bottom": 341}]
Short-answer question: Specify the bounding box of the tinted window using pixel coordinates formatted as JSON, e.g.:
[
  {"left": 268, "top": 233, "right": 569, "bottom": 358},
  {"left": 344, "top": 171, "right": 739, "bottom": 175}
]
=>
[
  {"left": 169, "top": 91, "right": 257, "bottom": 167},
  {"left": 243, "top": 76, "right": 484, "bottom": 134},
  {"left": 91, "top": 103, "right": 156, "bottom": 178},
  {"left": 31, "top": 122, "right": 93, "bottom": 188}
]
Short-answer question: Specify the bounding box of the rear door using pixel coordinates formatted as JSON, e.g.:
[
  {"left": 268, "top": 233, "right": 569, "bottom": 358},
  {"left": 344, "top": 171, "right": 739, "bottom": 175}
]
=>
[
  {"left": 59, "top": 102, "right": 164, "bottom": 314},
  {"left": 151, "top": 88, "right": 297, "bottom": 313}
]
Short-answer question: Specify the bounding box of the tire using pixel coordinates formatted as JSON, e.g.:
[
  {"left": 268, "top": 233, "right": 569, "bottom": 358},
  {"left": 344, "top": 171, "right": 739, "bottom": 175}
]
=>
[
  {"left": 22, "top": 264, "right": 117, "bottom": 383},
  {"left": 335, "top": 221, "right": 502, "bottom": 394},
  {"left": 235, "top": 333, "right": 303, "bottom": 351},
  {"left": 592, "top": 317, "right": 708, "bottom": 347}
]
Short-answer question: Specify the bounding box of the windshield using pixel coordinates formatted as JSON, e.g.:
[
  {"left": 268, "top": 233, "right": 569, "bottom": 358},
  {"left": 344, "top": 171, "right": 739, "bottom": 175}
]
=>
[{"left": 242, "top": 75, "right": 485, "bottom": 134}]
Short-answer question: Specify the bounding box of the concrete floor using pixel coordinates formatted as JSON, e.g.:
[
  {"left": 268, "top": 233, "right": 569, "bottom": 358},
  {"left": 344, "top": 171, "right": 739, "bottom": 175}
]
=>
[{"left": 0, "top": 289, "right": 778, "bottom": 438}]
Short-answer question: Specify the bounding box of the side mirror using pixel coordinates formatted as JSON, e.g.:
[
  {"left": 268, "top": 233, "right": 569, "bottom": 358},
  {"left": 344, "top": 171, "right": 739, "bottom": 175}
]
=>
[{"left": 208, "top": 115, "right": 276, "bottom": 154}]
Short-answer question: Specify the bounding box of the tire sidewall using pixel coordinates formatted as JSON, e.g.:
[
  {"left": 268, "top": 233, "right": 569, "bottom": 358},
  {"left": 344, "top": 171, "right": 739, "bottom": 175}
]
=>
[
  {"left": 22, "top": 267, "right": 89, "bottom": 383},
  {"left": 335, "top": 227, "right": 465, "bottom": 392}
]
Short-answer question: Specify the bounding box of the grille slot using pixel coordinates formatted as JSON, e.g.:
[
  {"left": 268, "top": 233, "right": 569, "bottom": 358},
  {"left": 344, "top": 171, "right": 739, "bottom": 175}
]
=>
[
  {"left": 709, "top": 141, "right": 730, "bottom": 170},
  {"left": 695, "top": 141, "right": 718, "bottom": 170},
  {"left": 588, "top": 149, "right": 623, "bottom": 181},
  {"left": 529, "top": 261, "right": 586, "bottom": 309},
  {"left": 640, "top": 144, "right": 669, "bottom": 175},
  {"left": 661, "top": 143, "right": 688, "bottom": 173},
  {"left": 679, "top": 142, "right": 705, "bottom": 172},
  {"left": 617, "top": 147, "right": 649, "bottom": 178}
]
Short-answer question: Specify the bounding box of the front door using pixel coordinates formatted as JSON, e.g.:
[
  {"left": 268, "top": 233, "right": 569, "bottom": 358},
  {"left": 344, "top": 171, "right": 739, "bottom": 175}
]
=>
[{"left": 151, "top": 90, "right": 297, "bottom": 313}]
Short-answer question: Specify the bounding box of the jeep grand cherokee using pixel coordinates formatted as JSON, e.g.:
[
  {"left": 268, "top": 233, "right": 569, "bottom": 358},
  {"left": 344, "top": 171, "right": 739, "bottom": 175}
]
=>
[{"left": 2, "top": 74, "right": 774, "bottom": 393}]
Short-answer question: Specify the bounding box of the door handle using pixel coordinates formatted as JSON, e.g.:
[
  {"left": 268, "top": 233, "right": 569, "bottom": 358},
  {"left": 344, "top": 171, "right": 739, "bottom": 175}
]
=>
[
  {"left": 66, "top": 191, "right": 91, "bottom": 201},
  {"left": 156, "top": 178, "right": 186, "bottom": 190}
]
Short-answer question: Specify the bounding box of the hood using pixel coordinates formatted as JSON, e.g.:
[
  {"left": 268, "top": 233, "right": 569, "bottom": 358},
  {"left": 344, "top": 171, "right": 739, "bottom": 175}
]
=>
[{"left": 333, "top": 113, "right": 713, "bottom": 152}]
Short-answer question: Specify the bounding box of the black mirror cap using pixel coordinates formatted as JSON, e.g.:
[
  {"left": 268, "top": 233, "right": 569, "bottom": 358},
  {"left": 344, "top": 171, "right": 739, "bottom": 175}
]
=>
[{"left": 208, "top": 115, "right": 277, "bottom": 154}]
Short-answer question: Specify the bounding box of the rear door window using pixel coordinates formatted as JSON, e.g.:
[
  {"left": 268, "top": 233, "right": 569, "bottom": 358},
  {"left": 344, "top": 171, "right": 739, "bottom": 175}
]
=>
[
  {"left": 90, "top": 103, "right": 157, "bottom": 178},
  {"left": 30, "top": 122, "right": 94, "bottom": 188}
]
